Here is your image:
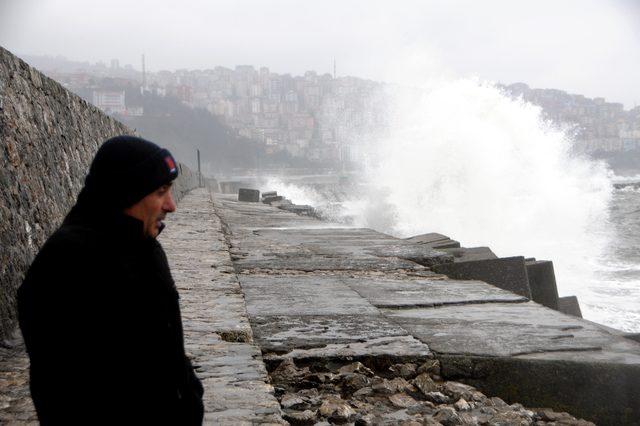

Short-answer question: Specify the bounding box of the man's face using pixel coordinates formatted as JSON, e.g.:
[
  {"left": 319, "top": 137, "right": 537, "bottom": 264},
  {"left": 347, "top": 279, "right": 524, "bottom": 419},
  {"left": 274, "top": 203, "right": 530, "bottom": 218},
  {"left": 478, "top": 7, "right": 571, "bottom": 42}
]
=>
[{"left": 123, "top": 184, "right": 176, "bottom": 238}]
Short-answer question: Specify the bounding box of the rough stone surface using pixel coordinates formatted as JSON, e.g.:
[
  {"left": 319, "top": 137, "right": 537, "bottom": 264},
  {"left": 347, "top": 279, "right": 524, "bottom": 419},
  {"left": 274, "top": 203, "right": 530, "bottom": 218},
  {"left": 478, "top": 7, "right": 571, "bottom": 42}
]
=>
[
  {"left": 0, "top": 46, "right": 200, "bottom": 340},
  {"left": 0, "top": 339, "right": 37, "bottom": 424},
  {"left": 162, "top": 188, "right": 284, "bottom": 424},
  {"left": 0, "top": 46, "right": 130, "bottom": 340}
]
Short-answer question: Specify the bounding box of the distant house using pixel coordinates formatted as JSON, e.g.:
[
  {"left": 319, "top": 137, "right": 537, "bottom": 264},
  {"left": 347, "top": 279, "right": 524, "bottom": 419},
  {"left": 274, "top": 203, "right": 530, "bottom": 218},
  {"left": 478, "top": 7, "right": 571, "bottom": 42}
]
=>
[
  {"left": 125, "top": 106, "right": 144, "bottom": 117},
  {"left": 92, "top": 90, "right": 126, "bottom": 114}
]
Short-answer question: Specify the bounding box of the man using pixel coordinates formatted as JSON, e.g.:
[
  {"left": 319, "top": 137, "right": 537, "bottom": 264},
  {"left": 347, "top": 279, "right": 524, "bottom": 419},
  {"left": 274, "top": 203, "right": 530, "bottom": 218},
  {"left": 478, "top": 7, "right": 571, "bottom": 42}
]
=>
[{"left": 18, "top": 136, "right": 204, "bottom": 425}]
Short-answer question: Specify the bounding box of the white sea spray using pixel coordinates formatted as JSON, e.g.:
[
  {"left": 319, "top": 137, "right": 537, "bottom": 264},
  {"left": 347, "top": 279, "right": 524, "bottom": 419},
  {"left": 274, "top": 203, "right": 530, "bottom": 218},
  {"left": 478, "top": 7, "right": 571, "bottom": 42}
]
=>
[{"left": 259, "top": 77, "right": 636, "bottom": 330}]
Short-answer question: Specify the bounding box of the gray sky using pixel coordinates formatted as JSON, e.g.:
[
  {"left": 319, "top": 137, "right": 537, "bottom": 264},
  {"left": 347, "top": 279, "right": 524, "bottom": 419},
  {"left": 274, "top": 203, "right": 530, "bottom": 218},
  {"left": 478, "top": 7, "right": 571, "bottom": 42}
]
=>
[{"left": 1, "top": 0, "right": 639, "bottom": 107}]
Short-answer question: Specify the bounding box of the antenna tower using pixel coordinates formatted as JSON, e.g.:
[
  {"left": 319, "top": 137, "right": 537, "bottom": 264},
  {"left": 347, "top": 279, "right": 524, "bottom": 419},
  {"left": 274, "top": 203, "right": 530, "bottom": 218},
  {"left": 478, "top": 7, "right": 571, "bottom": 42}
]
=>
[{"left": 141, "top": 54, "right": 146, "bottom": 88}]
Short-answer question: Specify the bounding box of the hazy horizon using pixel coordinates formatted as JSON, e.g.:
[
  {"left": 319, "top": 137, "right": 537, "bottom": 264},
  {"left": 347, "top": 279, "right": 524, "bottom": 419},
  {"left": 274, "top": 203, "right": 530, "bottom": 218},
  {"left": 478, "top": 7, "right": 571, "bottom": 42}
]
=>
[{"left": 1, "top": 0, "right": 639, "bottom": 108}]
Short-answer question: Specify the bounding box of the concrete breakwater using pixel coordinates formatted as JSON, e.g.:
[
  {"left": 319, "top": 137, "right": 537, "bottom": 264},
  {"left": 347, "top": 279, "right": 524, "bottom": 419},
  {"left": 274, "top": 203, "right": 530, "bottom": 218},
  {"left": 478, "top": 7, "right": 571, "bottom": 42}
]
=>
[
  {"left": 2, "top": 186, "right": 638, "bottom": 423},
  {"left": 219, "top": 189, "right": 640, "bottom": 425}
]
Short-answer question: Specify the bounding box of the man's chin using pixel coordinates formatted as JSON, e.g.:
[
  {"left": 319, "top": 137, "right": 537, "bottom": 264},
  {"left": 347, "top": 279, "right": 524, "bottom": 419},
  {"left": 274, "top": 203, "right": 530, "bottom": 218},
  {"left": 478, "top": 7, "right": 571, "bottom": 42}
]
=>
[{"left": 156, "top": 221, "right": 166, "bottom": 236}]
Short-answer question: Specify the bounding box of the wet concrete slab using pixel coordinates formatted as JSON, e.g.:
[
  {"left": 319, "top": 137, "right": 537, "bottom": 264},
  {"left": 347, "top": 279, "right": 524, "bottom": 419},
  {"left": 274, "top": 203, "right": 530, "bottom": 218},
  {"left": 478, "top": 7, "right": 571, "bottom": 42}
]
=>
[
  {"left": 383, "top": 302, "right": 640, "bottom": 360},
  {"left": 240, "top": 275, "right": 380, "bottom": 316},
  {"left": 345, "top": 277, "right": 527, "bottom": 308},
  {"left": 235, "top": 254, "right": 421, "bottom": 272},
  {"left": 217, "top": 195, "right": 450, "bottom": 272},
  {"left": 250, "top": 314, "right": 410, "bottom": 353},
  {"left": 216, "top": 196, "right": 317, "bottom": 229},
  {"left": 263, "top": 335, "right": 432, "bottom": 364},
  {"left": 240, "top": 274, "right": 432, "bottom": 359},
  {"left": 230, "top": 228, "right": 428, "bottom": 272}
]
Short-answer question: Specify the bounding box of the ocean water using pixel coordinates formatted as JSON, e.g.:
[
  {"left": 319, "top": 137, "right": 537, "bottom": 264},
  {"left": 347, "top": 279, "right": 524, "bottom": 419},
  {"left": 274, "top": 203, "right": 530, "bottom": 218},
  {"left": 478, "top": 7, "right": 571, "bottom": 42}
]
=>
[
  {"left": 259, "top": 78, "right": 639, "bottom": 333},
  {"left": 589, "top": 179, "right": 640, "bottom": 332}
]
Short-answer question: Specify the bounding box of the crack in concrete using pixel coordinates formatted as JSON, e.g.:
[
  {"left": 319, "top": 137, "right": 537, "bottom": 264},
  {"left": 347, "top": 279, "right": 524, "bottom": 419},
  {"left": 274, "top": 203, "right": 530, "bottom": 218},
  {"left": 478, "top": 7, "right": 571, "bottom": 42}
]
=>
[{"left": 376, "top": 298, "right": 530, "bottom": 310}]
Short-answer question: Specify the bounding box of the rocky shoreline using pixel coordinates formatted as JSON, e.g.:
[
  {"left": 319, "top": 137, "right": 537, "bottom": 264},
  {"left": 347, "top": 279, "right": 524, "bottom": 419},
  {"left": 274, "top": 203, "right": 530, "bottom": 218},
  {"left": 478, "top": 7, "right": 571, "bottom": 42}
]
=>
[{"left": 269, "top": 358, "right": 594, "bottom": 425}]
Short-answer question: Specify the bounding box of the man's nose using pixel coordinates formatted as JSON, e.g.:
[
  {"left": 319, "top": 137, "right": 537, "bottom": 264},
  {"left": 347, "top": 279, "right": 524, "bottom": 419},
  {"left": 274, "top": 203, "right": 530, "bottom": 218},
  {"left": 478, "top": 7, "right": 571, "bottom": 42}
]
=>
[{"left": 164, "top": 191, "right": 177, "bottom": 213}]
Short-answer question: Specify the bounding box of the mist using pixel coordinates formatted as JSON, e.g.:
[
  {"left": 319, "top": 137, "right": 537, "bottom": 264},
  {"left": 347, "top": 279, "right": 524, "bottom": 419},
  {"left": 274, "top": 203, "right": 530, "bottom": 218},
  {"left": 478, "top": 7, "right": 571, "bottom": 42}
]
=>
[{"left": 1, "top": 0, "right": 639, "bottom": 106}]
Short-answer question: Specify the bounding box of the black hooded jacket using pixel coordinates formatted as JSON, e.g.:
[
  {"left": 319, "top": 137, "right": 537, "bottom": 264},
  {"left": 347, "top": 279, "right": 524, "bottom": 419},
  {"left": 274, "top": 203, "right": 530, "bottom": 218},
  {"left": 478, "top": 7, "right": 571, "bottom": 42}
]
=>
[{"left": 17, "top": 187, "right": 204, "bottom": 425}]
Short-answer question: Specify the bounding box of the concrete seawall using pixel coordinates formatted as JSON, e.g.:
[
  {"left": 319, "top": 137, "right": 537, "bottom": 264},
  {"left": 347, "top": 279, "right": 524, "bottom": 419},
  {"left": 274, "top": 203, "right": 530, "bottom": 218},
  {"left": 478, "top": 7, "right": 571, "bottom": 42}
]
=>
[
  {"left": 216, "top": 192, "right": 640, "bottom": 425},
  {"left": 0, "top": 46, "right": 200, "bottom": 341}
]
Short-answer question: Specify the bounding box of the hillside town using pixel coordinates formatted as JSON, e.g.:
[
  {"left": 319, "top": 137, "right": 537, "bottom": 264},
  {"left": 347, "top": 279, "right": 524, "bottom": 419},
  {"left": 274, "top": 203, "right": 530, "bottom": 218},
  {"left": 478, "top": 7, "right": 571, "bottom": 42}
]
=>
[
  {"left": 41, "top": 56, "right": 384, "bottom": 164},
  {"left": 503, "top": 82, "right": 640, "bottom": 153},
  {"left": 31, "top": 55, "right": 640, "bottom": 162}
]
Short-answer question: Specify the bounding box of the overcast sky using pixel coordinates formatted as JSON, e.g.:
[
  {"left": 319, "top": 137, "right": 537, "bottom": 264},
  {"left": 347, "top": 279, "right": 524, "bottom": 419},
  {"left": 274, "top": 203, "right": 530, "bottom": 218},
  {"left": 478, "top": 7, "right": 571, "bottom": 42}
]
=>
[{"left": 1, "top": 0, "right": 639, "bottom": 107}]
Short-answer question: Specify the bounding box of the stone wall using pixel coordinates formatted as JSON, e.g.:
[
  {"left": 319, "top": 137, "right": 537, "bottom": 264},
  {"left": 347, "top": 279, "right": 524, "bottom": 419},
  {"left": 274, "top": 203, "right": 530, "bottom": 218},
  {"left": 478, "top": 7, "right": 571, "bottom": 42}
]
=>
[
  {"left": 171, "top": 163, "right": 200, "bottom": 203},
  {"left": 0, "top": 46, "right": 199, "bottom": 341}
]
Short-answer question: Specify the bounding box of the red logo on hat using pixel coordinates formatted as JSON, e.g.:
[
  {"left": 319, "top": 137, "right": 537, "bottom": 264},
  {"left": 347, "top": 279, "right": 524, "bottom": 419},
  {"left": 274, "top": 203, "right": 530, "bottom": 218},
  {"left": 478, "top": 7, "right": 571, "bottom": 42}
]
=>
[{"left": 164, "top": 156, "right": 177, "bottom": 173}]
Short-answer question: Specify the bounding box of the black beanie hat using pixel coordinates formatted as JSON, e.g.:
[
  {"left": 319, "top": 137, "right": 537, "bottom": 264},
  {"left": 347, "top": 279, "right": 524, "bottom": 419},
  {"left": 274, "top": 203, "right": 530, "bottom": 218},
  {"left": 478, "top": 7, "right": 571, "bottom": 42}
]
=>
[{"left": 83, "top": 135, "right": 179, "bottom": 209}]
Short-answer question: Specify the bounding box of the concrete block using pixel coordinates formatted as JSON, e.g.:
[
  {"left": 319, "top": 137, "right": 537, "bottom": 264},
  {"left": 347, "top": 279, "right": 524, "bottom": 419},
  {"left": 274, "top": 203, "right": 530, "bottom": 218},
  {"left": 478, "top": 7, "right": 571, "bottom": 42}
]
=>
[
  {"left": 624, "top": 333, "right": 640, "bottom": 344},
  {"left": 270, "top": 199, "right": 293, "bottom": 208},
  {"left": 526, "top": 260, "right": 559, "bottom": 310},
  {"left": 444, "top": 247, "right": 498, "bottom": 263},
  {"left": 558, "top": 296, "right": 582, "bottom": 318},
  {"left": 238, "top": 188, "right": 260, "bottom": 202},
  {"left": 433, "top": 256, "right": 532, "bottom": 298},
  {"left": 262, "top": 195, "right": 283, "bottom": 204},
  {"left": 368, "top": 245, "right": 454, "bottom": 268},
  {"left": 261, "top": 191, "right": 277, "bottom": 198},
  {"left": 405, "top": 232, "right": 460, "bottom": 249},
  {"left": 440, "top": 354, "right": 640, "bottom": 426}
]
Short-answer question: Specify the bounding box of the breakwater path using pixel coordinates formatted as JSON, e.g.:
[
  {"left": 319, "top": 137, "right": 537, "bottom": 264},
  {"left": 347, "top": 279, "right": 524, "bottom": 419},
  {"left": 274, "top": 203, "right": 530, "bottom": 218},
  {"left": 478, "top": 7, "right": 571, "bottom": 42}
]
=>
[
  {"left": 0, "top": 188, "right": 283, "bottom": 425},
  {"left": 2, "top": 187, "right": 640, "bottom": 424}
]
